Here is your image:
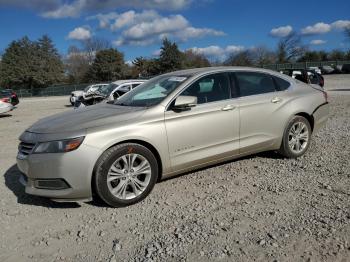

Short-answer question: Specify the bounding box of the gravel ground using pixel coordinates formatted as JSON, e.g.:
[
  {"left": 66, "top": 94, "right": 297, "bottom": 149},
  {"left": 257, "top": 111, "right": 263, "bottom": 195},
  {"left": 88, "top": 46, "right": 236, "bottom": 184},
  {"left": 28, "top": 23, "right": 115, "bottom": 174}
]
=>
[{"left": 0, "top": 75, "right": 349, "bottom": 262}]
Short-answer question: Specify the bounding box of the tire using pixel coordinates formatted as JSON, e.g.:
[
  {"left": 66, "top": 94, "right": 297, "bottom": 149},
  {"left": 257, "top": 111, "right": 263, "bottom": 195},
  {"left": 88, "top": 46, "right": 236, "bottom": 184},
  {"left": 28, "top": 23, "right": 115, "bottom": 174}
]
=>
[
  {"left": 94, "top": 143, "right": 158, "bottom": 207},
  {"left": 278, "top": 116, "right": 312, "bottom": 158}
]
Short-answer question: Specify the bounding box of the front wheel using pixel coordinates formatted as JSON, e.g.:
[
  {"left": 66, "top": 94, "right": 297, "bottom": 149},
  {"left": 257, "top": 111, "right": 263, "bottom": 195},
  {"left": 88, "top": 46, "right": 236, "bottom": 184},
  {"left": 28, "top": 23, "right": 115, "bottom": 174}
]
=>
[
  {"left": 278, "top": 116, "right": 312, "bottom": 158},
  {"left": 94, "top": 143, "right": 158, "bottom": 207}
]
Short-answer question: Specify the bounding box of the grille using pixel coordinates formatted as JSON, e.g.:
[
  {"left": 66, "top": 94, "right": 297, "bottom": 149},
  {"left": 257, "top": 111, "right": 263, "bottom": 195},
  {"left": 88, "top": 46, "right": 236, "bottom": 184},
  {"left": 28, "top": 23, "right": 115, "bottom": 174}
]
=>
[{"left": 18, "top": 142, "right": 36, "bottom": 155}]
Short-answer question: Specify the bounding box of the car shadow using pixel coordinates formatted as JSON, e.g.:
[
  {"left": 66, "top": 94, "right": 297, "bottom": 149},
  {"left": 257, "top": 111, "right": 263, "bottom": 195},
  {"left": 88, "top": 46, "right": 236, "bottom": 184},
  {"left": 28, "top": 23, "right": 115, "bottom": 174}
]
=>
[
  {"left": 3, "top": 151, "right": 283, "bottom": 208},
  {"left": 4, "top": 164, "right": 80, "bottom": 208},
  {"left": 0, "top": 114, "right": 12, "bottom": 118},
  {"left": 159, "top": 150, "right": 284, "bottom": 183}
]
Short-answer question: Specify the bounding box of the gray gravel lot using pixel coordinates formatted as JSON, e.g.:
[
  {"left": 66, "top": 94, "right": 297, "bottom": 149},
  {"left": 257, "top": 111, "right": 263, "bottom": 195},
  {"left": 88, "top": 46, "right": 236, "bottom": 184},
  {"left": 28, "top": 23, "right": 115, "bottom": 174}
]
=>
[{"left": 0, "top": 75, "right": 349, "bottom": 262}]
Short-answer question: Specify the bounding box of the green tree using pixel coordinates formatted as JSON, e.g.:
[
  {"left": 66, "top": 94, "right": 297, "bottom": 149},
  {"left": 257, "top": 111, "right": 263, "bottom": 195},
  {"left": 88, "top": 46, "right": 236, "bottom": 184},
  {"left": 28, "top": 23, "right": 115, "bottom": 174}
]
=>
[
  {"left": 159, "top": 38, "right": 182, "bottom": 73},
  {"left": 86, "top": 48, "right": 125, "bottom": 82},
  {"left": 0, "top": 35, "right": 63, "bottom": 90},
  {"left": 36, "top": 35, "right": 64, "bottom": 86}
]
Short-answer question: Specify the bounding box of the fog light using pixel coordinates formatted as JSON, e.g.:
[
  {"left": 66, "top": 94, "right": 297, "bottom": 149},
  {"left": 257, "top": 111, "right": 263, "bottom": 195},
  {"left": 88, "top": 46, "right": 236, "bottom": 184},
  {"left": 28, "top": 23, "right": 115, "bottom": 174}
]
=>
[{"left": 34, "top": 179, "right": 70, "bottom": 190}]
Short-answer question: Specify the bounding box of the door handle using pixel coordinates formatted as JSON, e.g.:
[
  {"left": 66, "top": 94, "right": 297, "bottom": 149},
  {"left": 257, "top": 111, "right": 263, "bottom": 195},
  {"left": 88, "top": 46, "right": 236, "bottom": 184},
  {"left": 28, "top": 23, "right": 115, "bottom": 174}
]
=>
[
  {"left": 271, "top": 97, "right": 282, "bottom": 103},
  {"left": 221, "top": 105, "right": 236, "bottom": 111}
]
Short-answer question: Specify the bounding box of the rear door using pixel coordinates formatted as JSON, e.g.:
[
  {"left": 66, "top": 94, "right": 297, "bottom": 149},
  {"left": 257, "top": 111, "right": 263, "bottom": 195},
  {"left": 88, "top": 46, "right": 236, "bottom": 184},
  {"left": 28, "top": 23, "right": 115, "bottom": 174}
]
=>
[{"left": 232, "top": 71, "right": 291, "bottom": 154}]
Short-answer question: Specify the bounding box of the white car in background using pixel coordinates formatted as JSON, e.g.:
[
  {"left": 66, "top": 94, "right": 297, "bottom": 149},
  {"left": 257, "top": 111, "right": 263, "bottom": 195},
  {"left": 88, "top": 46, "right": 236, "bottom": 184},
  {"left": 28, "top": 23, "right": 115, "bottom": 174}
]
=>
[
  {"left": 100, "top": 80, "right": 146, "bottom": 101},
  {"left": 0, "top": 100, "right": 14, "bottom": 115},
  {"left": 308, "top": 67, "right": 322, "bottom": 75},
  {"left": 70, "top": 83, "right": 108, "bottom": 105}
]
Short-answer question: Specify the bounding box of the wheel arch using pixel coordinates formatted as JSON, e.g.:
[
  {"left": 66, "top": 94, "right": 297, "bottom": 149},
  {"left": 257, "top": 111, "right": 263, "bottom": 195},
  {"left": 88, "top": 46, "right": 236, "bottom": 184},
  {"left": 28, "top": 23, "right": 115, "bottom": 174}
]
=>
[
  {"left": 295, "top": 112, "right": 314, "bottom": 132},
  {"left": 91, "top": 139, "right": 163, "bottom": 197}
]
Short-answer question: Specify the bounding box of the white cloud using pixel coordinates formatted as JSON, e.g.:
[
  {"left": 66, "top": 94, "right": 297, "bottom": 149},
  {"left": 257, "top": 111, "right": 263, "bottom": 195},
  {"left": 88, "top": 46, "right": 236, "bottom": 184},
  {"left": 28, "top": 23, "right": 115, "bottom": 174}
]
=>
[
  {"left": 331, "top": 20, "right": 350, "bottom": 30},
  {"left": 301, "top": 22, "right": 331, "bottom": 35},
  {"left": 98, "top": 10, "right": 225, "bottom": 46},
  {"left": 40, "top": 0, "right": 192, "bottom": 18},
  {"left": 310, "top": 39, "right": 326, "bottom": 45},
  {"left": 152, "top": 49, "right": 162, "bottom": 56},
  {"left": 189, "top": 45, "right": 245, "bottom": 60},
  {"left": 270, "top": 25, "right": 293, "bottom": 37},
  {"left": 67, "top": 27, "right": 92, "bottom": 40}
]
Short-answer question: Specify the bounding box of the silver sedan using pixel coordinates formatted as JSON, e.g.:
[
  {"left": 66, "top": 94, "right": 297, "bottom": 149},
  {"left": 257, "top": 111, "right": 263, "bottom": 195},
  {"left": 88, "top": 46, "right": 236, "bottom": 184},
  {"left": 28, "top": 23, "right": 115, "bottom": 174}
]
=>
[{"left": 16, "top": 67, "right": 329, "bottom": 207}]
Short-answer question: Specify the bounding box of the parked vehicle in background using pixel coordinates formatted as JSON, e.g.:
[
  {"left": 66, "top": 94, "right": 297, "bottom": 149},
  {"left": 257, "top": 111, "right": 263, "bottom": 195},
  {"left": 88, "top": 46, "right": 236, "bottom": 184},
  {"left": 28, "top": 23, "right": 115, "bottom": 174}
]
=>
[
  {"left": 75, "top": 80, "right": 146, "bottom": 108},
  {"left": 320, "top": 65, "right": 335, "bottom": 74},
  {"left": 307, "top": 67, "right": 321, "bottom": 75},
  {"left": 70, "top": 83, "right": 108, "bottom": 105},
  {"left": 281, "top": 69, "right": 324, "bottom": 88},
  {"left": 17, "top": 67, "right": 329, "bottom": 207},
  {"left": 342, "top": 64, "right": 350, "bottom": 73},
  {"left": 102, "top": 80, "right": 146, "bottom": 101},
  {"left": 0, "top": 100, "right": 14, "bottom": 115},
  {"left": 0, "top": 89, "right": 19, "bottom": 106}
]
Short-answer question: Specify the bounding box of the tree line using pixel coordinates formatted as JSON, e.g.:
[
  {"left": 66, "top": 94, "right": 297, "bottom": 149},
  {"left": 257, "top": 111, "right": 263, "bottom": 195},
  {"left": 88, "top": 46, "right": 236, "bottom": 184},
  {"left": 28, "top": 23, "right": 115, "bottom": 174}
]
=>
[{"left": 0, "top": 32, "right": 349, "bottom": 90}]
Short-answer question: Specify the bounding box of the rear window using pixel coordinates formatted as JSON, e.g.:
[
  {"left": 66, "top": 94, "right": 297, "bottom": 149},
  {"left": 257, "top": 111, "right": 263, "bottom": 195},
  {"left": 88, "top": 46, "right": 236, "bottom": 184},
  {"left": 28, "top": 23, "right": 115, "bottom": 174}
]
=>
[{"left": 273, "top": 76, "right": 290, "bottom": 91}]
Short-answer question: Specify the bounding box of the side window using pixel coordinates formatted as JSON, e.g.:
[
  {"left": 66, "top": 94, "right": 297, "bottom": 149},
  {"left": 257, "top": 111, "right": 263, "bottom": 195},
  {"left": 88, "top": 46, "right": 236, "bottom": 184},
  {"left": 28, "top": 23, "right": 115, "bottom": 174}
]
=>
[
  {"left": 273, "top": 76, "right": 291, "bottom": 91},
  {"left": 132, "top": 83, "right": 141, "bottom": 89},
  {"left": 119, "top": 84, "right": 132, "bottom": 92},
  {"left": 235, "top": 72, "right": 276, "bottom": 97},
  {"left": 181, "top": 73, "right": 230, "bottom": 104}
]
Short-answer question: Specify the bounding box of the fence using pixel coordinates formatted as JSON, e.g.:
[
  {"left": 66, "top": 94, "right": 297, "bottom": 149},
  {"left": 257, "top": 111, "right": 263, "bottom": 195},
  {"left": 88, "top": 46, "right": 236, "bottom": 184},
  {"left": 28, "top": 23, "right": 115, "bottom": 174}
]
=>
[
  {"left": 262, "top": 60, "right": 350, "bottom": 71},
  {"left": 13, "top": 83, "right": 90, "bottom": 98}
]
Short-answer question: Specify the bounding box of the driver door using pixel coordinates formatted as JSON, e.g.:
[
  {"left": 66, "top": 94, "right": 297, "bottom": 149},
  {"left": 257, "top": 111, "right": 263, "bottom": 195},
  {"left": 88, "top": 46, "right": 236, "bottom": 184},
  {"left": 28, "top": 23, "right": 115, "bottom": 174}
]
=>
[{"left": 164, "top": 72, "right": 240, "bottom": 172}]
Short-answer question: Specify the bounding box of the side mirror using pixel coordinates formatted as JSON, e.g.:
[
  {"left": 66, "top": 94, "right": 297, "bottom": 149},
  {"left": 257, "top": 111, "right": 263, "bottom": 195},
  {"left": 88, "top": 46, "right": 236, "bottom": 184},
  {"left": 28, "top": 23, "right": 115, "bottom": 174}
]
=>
[{"left": 172, "top": 95, "right": 197, "bottom": 111}]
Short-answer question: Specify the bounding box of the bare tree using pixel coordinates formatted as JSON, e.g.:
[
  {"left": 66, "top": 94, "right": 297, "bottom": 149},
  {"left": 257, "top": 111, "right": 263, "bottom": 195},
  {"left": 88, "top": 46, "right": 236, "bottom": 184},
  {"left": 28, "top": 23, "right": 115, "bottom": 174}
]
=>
[
  {"left": 250, "top": 46, "right": 276, "bottom": 66},
  {"left": 276, "top": 32, "right": 305, "bottom": 63},
  {"left": 224, "top": 50, "right": 254, "bottom": 66},
  {"left": 82, "top": 37, "right": 111, "bottom": 64},
  {"left": 65, "top": 45, "right": 90, "bottom": 83}
]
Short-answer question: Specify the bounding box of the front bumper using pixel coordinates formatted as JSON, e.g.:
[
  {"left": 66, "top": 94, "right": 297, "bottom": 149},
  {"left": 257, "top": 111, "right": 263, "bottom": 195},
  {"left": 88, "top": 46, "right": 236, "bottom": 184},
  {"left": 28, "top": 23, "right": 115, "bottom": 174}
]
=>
[
  {"left": 16, "top": 143, "right": 102, "bottom": 202},
  {"left": 312, "top": 102, "right": 330, "bottom": 133},
  {"left": 70, "top": 96, "right": 76, "bottom": 104}
]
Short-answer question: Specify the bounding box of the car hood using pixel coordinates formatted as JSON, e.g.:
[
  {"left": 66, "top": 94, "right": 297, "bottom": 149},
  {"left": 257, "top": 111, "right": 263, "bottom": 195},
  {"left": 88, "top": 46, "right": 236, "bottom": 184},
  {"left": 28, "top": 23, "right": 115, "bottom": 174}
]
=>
[
  {"left": 27, "top": 103, "right": 146, "bottom": 134},
  {"left": 71, "top": 90, "right": 84, "bottom": 96}
]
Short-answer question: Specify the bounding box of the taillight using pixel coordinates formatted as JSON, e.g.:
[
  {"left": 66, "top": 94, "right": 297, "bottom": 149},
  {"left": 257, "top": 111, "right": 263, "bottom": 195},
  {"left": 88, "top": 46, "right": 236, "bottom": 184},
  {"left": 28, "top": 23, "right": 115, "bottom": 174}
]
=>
[{"left": 1, "top": 97, "right": 10, "bottom": 103}]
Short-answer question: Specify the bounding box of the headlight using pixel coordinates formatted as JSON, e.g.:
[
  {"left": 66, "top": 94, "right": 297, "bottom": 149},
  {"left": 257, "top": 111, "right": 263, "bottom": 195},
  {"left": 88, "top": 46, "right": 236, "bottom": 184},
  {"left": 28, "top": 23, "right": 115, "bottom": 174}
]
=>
[{"left": 33, "top": 137, "right": 85, "bottom": 154}]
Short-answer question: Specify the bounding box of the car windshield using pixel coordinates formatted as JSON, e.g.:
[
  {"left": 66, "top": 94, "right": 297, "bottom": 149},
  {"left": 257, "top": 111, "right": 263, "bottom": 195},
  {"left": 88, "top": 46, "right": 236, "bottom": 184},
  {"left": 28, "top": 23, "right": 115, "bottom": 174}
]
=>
[
  {"left": 84, "top": 85, "right": 92, "bottom": 92},
  {"left": 99, "top": 83, "right": 119, "bottom": 96},
  {"left": 114, "top": 75, "right": 189, "bottom": 107}
]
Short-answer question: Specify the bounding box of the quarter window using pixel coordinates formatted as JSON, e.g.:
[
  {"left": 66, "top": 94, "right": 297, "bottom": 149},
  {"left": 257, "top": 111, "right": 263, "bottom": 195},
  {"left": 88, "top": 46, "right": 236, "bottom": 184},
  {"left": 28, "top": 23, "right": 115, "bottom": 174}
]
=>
[
  {"left": 181, "top": 73, "right": 230, "bottom": 104},
  {"left": 273, "top": 76, "right": 291, "bottom": 91},
  {"left": 235, "top": 72, "right": 276, "bottom": 97}
]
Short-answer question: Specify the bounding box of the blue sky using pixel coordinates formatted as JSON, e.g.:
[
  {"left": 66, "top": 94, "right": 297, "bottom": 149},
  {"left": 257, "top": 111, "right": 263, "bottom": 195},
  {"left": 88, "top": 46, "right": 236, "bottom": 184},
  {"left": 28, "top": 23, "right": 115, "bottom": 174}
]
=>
[{"left": 0, "top": 0, "right": 349, "bottom": 62}]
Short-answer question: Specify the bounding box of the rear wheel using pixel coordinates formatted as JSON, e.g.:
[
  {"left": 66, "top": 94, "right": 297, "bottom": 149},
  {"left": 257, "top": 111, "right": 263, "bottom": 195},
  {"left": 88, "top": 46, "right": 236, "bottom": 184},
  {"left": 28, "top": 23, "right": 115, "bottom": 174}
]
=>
[
  {"left": 94, "top": 143, "right": 158, "bottom": 207},
  {"left": 278, "top": 116, "right": 311, "bottom": 158}
]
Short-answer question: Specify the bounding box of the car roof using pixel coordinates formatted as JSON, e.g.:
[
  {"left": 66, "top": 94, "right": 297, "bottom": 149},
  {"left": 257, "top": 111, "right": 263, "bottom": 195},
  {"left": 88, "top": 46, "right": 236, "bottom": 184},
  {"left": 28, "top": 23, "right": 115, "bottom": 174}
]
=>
[{"left": 164, "top": 66, "right": 286, "bottom": 77}]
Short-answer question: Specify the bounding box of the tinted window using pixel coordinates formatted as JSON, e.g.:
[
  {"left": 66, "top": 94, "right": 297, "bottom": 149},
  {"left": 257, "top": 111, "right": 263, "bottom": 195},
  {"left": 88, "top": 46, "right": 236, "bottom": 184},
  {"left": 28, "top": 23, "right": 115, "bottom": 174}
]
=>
[
  {"left": 235, "top": 72, "right": 276, "bottom": 97},
  {"left": 132, "top": 83, "right": 141, "bottom": 89},
  {"left": 181, "top": 73, "right": 230, "bottom": 104},
  {"left": 273, "top": 76, "right": 290, "bottom": 91}
]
